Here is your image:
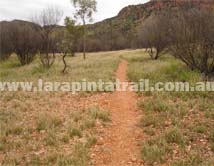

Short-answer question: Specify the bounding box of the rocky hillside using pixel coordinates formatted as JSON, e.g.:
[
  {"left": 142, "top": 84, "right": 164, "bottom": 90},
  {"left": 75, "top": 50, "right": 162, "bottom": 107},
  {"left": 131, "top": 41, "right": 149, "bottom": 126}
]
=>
[
  {"left": 87, "top": 0, "right": 214, "bottom": 51},
  {"left": 1, "top": 0, "right": 214, "bottom": 52}
]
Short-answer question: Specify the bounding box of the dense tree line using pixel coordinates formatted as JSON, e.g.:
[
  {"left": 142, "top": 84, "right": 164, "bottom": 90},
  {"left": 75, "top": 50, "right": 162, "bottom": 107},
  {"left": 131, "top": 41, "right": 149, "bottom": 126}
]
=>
[{"left": 0, "top": 12, "right": 62, "bottom": 67}]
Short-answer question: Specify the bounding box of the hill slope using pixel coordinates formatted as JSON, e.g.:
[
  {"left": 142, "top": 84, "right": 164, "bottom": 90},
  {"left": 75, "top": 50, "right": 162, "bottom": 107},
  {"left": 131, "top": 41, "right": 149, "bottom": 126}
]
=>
[
  {"left": 1, "top": 0, "right": 214, "bottom": 52},
  {"left": 87, "top": 0, "right": 214, "bottom": 51}
]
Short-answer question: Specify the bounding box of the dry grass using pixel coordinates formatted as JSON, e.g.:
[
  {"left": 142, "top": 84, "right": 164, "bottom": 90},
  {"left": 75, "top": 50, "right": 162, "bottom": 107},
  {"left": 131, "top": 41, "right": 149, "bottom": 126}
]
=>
[
  {"left": 1, "top": 50, "right": 213, "bottom": 165},
  {"left": 0, "top": 51, "right": 118, "bottom": 165},
  {"left": 125, "top": 51, "right": 214, "bottom": 166},
  {"left": 0, "top": 52, "right": 121, "bottom": 82},
  {"left": 0, "top": 91, "right": 111, "bottom": 165}
]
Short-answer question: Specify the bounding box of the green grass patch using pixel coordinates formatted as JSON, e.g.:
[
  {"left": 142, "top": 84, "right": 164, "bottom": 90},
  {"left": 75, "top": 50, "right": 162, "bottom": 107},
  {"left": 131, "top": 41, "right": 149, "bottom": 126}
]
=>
[
  {"left": 0, "top": 52, "right": 120, "bottom": 83},
  {"left": 126, "top": 51, "right": 214, "bottom": 165}
]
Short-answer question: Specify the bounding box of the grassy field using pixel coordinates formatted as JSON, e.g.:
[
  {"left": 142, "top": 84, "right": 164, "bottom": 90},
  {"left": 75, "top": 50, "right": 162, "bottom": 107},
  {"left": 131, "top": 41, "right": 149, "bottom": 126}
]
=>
[
  {"left": 123, "top": 52, "right": 214, "bottom": 166},
  {"left": 0, "top": 52, "right": 118, "bottom": 165},
  {"left": 0, "top": 96, "right": 110, "bottom": 165},
  {"left": 0, "top": 50, "right": 213, "bottom": 165},
  {"left": 0, "top": 52, "right": 121, "bottom": 82}
]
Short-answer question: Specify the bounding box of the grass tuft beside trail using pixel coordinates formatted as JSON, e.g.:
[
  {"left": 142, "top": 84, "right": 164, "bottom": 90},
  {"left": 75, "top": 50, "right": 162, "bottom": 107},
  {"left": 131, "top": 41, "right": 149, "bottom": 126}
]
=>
[{"left": 124, "top": 51, "right": 214, "bottom": 166}]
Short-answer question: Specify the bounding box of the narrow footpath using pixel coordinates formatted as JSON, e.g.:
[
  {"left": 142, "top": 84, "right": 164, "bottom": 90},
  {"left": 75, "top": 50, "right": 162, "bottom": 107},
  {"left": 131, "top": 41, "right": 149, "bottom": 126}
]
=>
[{"left": 91, "top": 60, "right": 144, "bottom": 166}]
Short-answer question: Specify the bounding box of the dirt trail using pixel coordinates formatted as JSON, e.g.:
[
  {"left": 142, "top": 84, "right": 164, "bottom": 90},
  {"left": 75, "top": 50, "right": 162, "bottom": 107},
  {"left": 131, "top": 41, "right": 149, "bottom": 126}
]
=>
[{"left": 91, "top": 60, "right": 143, "bottom": 166}]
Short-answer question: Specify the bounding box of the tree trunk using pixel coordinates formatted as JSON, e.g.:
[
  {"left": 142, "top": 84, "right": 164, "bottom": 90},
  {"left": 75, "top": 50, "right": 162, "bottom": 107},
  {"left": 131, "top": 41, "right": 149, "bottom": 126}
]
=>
[
  {"left": 62, "top": 53, "right": 67, "bottom": 73},
  {"left": 147, "top": 48, "right": 154, "bottom": 59},
  {"left": 83, "top": 19, "right": 86, "bottom": 60},
  {"left": 154, "top": 48, "right": 160, "bottom": 60},
  {"left": 71, "top": 52, "right": 75, "bottom": 57}
]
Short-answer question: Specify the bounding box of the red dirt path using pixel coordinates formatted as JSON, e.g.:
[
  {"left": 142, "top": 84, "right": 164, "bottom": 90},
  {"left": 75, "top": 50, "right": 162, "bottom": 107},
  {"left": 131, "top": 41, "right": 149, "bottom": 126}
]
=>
[{"left": 91, "top": 60, "right": 144, "bottom": 166}]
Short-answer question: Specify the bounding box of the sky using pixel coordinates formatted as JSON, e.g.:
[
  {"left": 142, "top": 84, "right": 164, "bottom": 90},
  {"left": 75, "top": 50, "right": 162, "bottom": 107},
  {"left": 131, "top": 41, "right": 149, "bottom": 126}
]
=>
[{"left": 0, "top": 0, "right": 149, "bottom": 24}]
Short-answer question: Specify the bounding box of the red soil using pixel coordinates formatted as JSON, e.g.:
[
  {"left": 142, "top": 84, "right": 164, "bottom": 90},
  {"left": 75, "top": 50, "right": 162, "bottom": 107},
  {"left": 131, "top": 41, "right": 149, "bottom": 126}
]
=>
[{"left": 91, "top": 60, "right": 144, "bottom": 166}]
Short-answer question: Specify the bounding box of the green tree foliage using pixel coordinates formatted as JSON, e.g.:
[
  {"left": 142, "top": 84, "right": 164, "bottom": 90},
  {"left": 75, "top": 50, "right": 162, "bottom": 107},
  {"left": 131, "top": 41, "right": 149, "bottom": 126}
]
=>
[
  {"left": 64, "top": 17, "right": 83, "bottom": 56},
  {"left": 71, "top": 0, "right": 97, "bottom": 59}
]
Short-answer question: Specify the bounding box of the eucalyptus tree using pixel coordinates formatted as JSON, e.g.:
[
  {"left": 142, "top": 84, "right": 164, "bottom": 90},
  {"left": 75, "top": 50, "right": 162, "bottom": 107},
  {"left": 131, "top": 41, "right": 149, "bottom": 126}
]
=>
[
  {"left": 65, "top": 17, "right": 83, "bottom": 56},
  {"left": 71, "top": 0, "right": 97, "bottom": 59}
]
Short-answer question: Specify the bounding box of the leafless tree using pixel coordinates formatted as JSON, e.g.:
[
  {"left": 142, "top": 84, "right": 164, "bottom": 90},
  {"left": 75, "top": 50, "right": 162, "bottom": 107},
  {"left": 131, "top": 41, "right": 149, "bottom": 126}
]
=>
[
  {"left": 8, "top": 23, "right": 40, "bottom": 65},
  {"left": 56, "top": 30, "right": 75, "bottom": 73},
  {"left": 168, "top": 8, "right": 214, "bottom": 79},
  {"left": 33, "top": 7, "right": 63, "bottom": 68},
  {"left": 58, "top": 39, "right": 72, "bottom": 73},
  {"left": 0, "top": 23, "right": 13, "bottom": 60},
  {"left": 138, "top": 13, "right": 169, "bottom": 60}
]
